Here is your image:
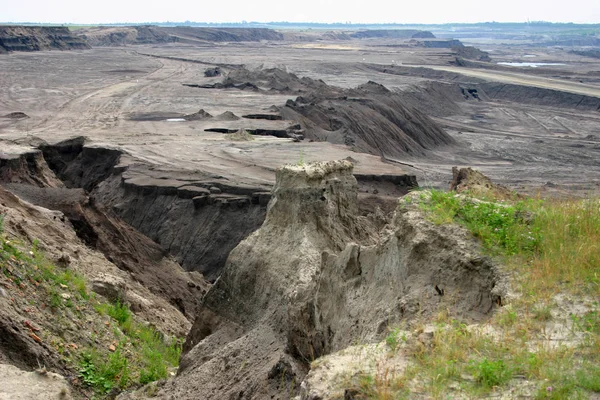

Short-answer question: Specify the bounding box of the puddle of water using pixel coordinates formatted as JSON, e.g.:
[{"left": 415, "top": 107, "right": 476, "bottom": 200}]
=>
[
  {"left": 498, "top": 62, "right": 565, "bottom": 68},
  {"left": 166, "top": 118, "right": 186, "bottom": 122}
]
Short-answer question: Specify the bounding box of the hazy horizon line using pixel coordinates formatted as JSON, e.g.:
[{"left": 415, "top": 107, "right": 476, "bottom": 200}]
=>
[{"left": 2, "top": 20, "right": 600, "bottom": 26}]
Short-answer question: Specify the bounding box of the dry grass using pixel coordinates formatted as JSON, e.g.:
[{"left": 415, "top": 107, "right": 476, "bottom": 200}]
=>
[
  {"left": 353, "top": 192, "right": 600, "bottom": 399},
  {"left": 525, "top": 199, "right": 600, "bottom": 297},
  {"left": 225, "top": 128, "right": 255, "bottom": 141}
]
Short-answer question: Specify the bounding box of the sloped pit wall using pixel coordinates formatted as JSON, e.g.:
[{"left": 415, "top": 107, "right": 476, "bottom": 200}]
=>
[
  {"left": 39, "top": 140, "right": 269, "bottom": 281},
  {"left": 92, "top": 173, "right": 268, "bottom": 281}
]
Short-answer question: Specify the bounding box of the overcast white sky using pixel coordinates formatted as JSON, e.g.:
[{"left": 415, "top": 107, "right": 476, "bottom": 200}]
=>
[{"left": 3, "top": 0, "right": 600, "bottom": 24}]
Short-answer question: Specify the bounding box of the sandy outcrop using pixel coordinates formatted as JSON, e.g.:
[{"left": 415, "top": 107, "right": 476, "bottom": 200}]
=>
[
  {"left": 154, "top": 160, "right": 503, "bottom": 399},
  {"left": 0, "top": 364, "right": 72, "bottom": 399}
]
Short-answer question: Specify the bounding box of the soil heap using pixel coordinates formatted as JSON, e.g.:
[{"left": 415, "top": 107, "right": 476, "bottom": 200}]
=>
[{"left": 196, "top": 68, "right": 456, "bottom": 159}]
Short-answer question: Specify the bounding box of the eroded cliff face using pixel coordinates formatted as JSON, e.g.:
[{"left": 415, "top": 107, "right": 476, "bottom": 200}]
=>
[
  {"left": 156, "top": 161, "right": 503, "bottom": 400},
  {"left": 0, "top": 26, "right": 90, "bottom": 52}
]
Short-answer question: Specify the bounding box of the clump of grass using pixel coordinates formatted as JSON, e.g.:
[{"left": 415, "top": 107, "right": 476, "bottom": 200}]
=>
[
  {"left": 79, "top": 348, "right": 130, "bottom": 394},
  {"left": 0, "top": 233, "right": 181, "bottom": 395},
  {"left": 385, "top": 328, "right": 401, "bottom": 351},
  {"left": 471, "top": 358, "right": 512, "bottom": 388},
  {"left": 527, "top": 199, "right": 600, "bottom": 295},
  {"left": 419, "top": 190, "right": 540, "bottom": 255},
  {"left": 90, "top": 299, "right": 182, "bottom": 391},
  {"left": 346, "top": 367, "right": 408, "bottom": 400}
]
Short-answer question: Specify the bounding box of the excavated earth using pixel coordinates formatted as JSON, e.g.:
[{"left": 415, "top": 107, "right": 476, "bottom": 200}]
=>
[
  {"left": 0, "top": 26, "right": 90, "bottom": 52},
  {"left": 0, "top": 28, "right": 599, "bottom": 399},
  {"left": 137, "top": 161, "right": 505, "bottom": 400}
]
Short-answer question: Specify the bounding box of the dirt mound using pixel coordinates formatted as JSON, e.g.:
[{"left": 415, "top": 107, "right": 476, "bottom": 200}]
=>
[
  {"left": 163, "top": 27, "right": 284, "bottom": 42},
  {"left": 2, "top": 112, "right": 29, "bottom": 119},
  {"left": 153, "top": 160, "right": 503, "bottom": 399},
  {"left": 224, "top": 67, "right": 330, "bottom": 94},
  {"left": 453, "top": 45, "right": 491, "bottom": 61},
  {"left": 0, "top": 26, "right": 90, "bottom": 52},
  {"left": 416, "top": 38, "right": 464, "bottom": 48},
  {"left": 195, "top": 68, "right": 455, "bottom": 159},
  {"left": 183, "top": 109, "right": 213, "bottom": 121},
  {"left": 79, "top": 26, "right": 176, "bottom": 46},
  {"left": 204, "top": 67, "right": 221, "bottom": 77},
  {"left": 570, "top": 49, "right": 600, "bottom": 59},
  {"left": 321, "top": 31, "right": 352, "bottom": 40},
  {"left": 214, "top": 111, "right": 240, "bottom": 121},
  {"left": 350, "top": 30, "right": 435, "bottom": 39},
  {"left": 479, "top": 82, "right": 600, "bottom": 111},
  {"left": 450, "top": 167, "right": 516, "bottom": 198},
  {"left": 281, "top": 81, "right": 456, "bottom": 158}
]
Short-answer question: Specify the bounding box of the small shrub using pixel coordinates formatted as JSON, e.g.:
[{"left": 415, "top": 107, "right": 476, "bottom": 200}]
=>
[
  {"left": 386, "top": 328, "right": 400, "bottom": 351},
  {"left": 79, "top": 349, "right": 129, "bottom": 393},
  {"left": 472, "top": 358, "right": 512, "bottom": 388}
]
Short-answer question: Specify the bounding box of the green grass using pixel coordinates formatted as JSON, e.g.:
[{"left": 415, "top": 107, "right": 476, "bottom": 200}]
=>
[
  {"left": 419, "top": 190, "right": 540, "bottom": 255},
  {"left": 0, "top": 231, "right": 181, "bottom": 396},
  {"left": 353, "top": 189, "right": 600, "bottom": 398},
  {"left": 89, "top": 299, "right": 182, "bottom": 392},
  {"left": 471, "top": 358, "right": 513, "bottom": 388},
  {"left": 385, "top": 328, "right": 401, "bottom": 351},
  {"left": 79, "top": 348, "right": 130, "bottom": 393}
]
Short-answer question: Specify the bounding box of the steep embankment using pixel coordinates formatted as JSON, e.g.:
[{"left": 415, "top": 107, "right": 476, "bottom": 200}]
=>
[
  {"left": 282, "top": 81, "right": 455, "bottom": 158},
  {"left": 366, "top": 63, "right": 600, "bottom": 112},
  {"left": 34, "top": 137, "right": 270, "bottom": 282},
  {"left": 151, "top": 160, "right": 504, "bottom": 399},
  {"left": 0, "top": 26, "right": 90, "bottom": 52},
  {"left": 350, "top": 29, "right": 435, "bottom": 39},
  {"left": 79, "top": 26, "right": 283, "bottom": 46}
]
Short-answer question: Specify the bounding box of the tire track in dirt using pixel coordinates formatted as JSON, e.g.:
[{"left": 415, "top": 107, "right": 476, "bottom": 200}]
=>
[{"left": 30, "top": 56, "right": 191, "bottom": 135}]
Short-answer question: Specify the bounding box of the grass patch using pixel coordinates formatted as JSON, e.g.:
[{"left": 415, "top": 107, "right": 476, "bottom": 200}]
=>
[
  {"left": 88, "top": 299, "right": 182, "bottom": 392},
  {"left": 471, "top": 358, "right": 512, "bottom": 388},
  {"left": 419, "top": 190, "right": 600, "bottom": 296},
  {"left": 0, "top": 231, "right": 181, "bottom": 397},
  {"left": 79, "top": 348, "right": 130, "bottom": 393},
  {"left": 419, "top": 190, "right": 540, "bottom": 255},
  {"left": 355, "top": 190, "right": 600, "bottom": 398}
]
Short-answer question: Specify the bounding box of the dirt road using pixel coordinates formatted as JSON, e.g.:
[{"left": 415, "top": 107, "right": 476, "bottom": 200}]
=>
[{"left": 410, "top": 64, "right": 600, "bottom": 98}]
